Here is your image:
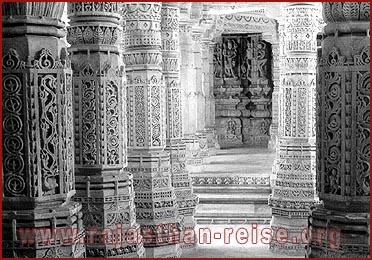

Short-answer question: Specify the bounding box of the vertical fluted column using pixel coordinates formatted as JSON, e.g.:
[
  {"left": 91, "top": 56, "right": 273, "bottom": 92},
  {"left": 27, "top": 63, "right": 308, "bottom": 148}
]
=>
[
  {"left": 122, "top": 2, "right": 181, "bottom": 257},
  {"left": 179, "top": 19, "right": 203, "bottom": 173},
  {"left": 2, "top": 3, "right": 85, "bottom": 257},
  {"left": 268, "top": 3, "right": 321, "bottom": 255},
  {"left": 161, "top": 2, "right": 198, "bottom": 248},
  {"left": 307, "top": 2, "right": 370, "bottom": 258},
  {"left": 67, "top": 2, "right": 144, "bottom": 258}
]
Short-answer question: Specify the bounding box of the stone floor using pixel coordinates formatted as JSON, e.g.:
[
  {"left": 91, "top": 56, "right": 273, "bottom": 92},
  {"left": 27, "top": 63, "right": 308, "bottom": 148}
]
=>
[
  {"left": 180, "top": 147, "right": 304, "bottom": 257},
  {"left": 181, "top": 224, "right": 304, "bottom": 258},
  {"left": 191, "top": 147, "right": 275, "bottom": 224}
]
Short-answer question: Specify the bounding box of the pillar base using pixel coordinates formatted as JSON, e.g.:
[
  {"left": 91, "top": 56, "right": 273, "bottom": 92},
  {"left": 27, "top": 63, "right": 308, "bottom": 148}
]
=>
[
  {"left": 2, "top": 202, "right": 85, "bottom": 258},
  {"left": 306, "top": 205, "right": 369, "bottom": 258},
  {"left": 126, "top": 150, "right": 182, "bottom": 257},
  {"left": 74, "top": 173, "right": 145, "bottom": 258},
  {"left": 145, "top": 244, "right": 181, "bottom": 258},
  {"left": 268, "top": 133, "right": 278, "bottom": 150},
  {"left": 183, "top": 135, "right": 203, "bottom": 173},
  {"left": 195, "top": 131, "right": 209, "bottom": 161},
  {"left": 179, "top": 215, "right": 198, "bottom": 249},
  {"left": 269, "top": 216, "right": 307, "bottom": 256},
  {"left": 165, "top": 138, "right": 199, "bottom": 250}
]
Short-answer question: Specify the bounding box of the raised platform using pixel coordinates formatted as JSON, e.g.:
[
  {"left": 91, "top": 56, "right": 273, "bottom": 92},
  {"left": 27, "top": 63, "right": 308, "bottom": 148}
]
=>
[{"left": 191, "top": 147, "right": 275, "bottom": 224}]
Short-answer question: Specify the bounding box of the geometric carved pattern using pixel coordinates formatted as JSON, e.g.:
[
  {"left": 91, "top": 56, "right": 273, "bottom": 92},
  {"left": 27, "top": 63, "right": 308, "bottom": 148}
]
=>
[{"left": 2, "top": 48, "right": 75, "bottom": 199}]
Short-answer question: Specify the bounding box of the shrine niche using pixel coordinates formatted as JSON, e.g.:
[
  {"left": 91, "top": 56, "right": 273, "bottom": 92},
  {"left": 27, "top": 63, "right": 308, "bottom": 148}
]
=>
[{"left": 214, "top": 34, "right": 273, "bottom": 148}]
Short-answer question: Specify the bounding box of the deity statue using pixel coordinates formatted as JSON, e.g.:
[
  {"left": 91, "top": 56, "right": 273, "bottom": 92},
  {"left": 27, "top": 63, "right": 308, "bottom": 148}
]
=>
[
  {"left": 223, "top": 39, "right": 238, "bottom": 78},
  {"left": 241, "top": 40, "right": 253, "bottom": 79},
  {"left": 256, "top": 41, "right": 268, "bottom": 79},
  {"left": 226, "top": 119, "right": 236, "bottom": 135},
  {"left": 213, "top": 43, "right": 223, "bottom": 78}
]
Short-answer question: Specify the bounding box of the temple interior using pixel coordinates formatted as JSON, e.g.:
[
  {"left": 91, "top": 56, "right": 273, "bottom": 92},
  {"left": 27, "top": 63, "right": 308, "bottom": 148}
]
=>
[{"left": 1, "top": 2, "right": 370, "bottom": 258}]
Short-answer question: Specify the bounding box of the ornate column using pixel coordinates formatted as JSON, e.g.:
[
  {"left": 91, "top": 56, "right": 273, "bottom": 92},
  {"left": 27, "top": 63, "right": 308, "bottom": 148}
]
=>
[
  {"left": 179, "top": 16, "right": 203, "bottom": 173},
  {"left": 122, "top": 2, "right": 181, "bottom": 257},
  {"left": 2, "top": 3, "right": 85, "bottom": 257},
  {"left": 268, "top": 3, "right": 321, "bottom": 255},
  {"left": 161, "top": 2, "right": 198, "bottom": 248},
  {"left": 67, "top": 3, "right": 144, "bottom": 258},
  {"left": 307, "top": 2, "right": 370, "bottom": 257}
]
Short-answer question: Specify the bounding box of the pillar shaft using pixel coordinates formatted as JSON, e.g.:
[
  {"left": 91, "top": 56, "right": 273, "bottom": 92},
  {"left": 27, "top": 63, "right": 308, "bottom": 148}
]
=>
[
  {"left": 179, "top": 19, "right": 203, "bottom": 172},
  {"left": 202, "top": 41, "right": 219, "bottom": 156},
  {"left": 193, "top": 29, "right": 209, "bottom": 161},
  {"left": 122, "top": 2, "right": 181, "bottom": 257},
  {"left": 2, "top": 2, "right": 84, "bottom": 257},
  {"left": 67, "top": 2, "right": 144, "bottom": 257},
  {"left": 307, "top": 2, "right": 370, "bottom": 257},
  {"left": 268, "top": 3, "right": 321, "bottom": 255}
]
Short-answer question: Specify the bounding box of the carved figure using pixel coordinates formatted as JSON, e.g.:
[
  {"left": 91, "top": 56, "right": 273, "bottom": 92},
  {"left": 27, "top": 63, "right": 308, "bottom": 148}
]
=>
[
  {"left": 213, "top": 43, "right": 223, "bottom": 78},
  {"left": 256, "top": 41, "right": 268, "bottom": 79},
  {"left": 241, "top": 40, "right": 253, "bottom": 79},
  {"left": 223, "top": 39, "right": 238, "bottom": 78}
]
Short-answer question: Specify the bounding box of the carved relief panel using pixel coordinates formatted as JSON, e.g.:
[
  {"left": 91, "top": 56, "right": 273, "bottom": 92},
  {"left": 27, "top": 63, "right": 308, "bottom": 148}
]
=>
[
  {"left": 2, "top": 48, "right": 75, "bottom": 201},
  {"left": 214, "top": 34, "right": 273, "bottom": 147}
]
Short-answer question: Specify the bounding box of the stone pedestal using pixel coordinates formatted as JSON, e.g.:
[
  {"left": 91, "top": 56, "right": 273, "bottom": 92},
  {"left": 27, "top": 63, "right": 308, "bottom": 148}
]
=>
[
  {"left": 307, "top": 2, "right": 370, "bottom": 258},
  {"left": 122, "top": 3, "right": 181, "bottom": 257},
  {"left": 67, "top": 3, "right": 144, "bottom": 257},
  {"left": 268, "top": 3, "right": 321, "bottom": 255},
  {"left": 2, "top": 3, "right": 85, "bottom": 257}
]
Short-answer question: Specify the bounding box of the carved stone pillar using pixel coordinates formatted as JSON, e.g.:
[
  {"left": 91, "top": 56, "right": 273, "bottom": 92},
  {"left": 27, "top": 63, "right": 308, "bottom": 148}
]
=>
[
  {"left": 67, "top": 3, "right": 144, "bottom": 258},
  {"left": 268, "top": 43, "right": 280, "bottom": 150},
  {"left": 268, "top": 3, "right": 321, "bottom": 255},
  {"left": 204, "top": 42, "right": 220, "bottom": 155},
  {"left": 161, "top": 2, "right": 198, "bottom": 248},
  {"left": 307, "top": 2, "right": 370, "bottom": 257},
  {"left": 2, "top": 3, "right": 85, "bottom": 257},
  {"left": 179, "top": 19, "right": 203, "bottom": 173},
  {"left": 201, "top": 38, "right": 217, "bottom": 158},
  {"left": 122, "top": 3, "right": 181, "bottom": 257},
  {"left": 270, "top": 21, "right": 285, "bottom": 188},
  {"left": 193, "top": 28, "right": 209, "bottom": 162}
]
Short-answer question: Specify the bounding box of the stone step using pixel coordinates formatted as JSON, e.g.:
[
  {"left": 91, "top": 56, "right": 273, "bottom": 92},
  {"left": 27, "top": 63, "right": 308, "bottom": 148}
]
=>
[
  {"left": 194, "top": 186, "right": 271, "bottom": 194},
  {"left": 197, "top": 193, "right": 269, "bottom": 204},
  {"left": 195, "top": 204, "right": 272, "bottom": 224}
]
